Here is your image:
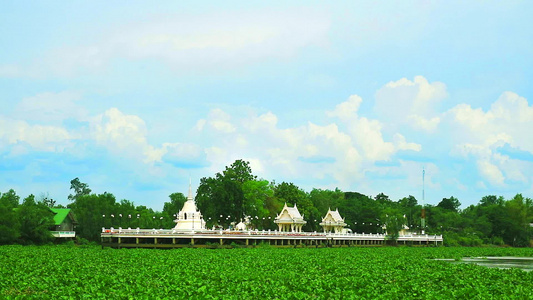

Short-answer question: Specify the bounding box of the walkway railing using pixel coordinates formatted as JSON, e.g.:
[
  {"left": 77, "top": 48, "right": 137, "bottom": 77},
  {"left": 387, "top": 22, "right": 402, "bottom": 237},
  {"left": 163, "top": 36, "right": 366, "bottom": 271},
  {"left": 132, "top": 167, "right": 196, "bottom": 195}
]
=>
[{"left": 101, "top": 227, "right": 442, "bottom": 240}]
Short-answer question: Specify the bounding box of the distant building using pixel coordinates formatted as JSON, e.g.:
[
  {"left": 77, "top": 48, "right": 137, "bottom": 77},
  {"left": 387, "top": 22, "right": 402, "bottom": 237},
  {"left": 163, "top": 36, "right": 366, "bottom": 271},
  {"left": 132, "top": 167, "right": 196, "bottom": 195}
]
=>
[
  {"left": 320, "top": 208, "right": 347, "bottom": 233},
  {"left": 50, "top": 208, "right": 77, "bottom": 238},
  {"left": 173, "top": 181, "right": 206, "bottom": 231},
  {"left": 274, "top": 203, "right": 306, "bottom": 232}
]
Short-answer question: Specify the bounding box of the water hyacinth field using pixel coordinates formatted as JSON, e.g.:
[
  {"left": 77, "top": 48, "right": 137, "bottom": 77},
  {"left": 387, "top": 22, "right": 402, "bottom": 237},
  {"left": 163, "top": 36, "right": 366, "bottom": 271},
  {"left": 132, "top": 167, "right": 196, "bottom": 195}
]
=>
[{"left": 1, "top": 245, "right": 532, "bottom": 299}]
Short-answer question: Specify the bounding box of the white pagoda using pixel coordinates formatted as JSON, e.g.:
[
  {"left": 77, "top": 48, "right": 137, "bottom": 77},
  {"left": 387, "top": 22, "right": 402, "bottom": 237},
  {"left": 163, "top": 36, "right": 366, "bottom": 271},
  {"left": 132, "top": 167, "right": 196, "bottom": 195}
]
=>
[
  {"left": 320, "top": 208, "right": 347, "bottom": 233},
  {"left": 173, "top": 180, "right": 206, "bottom": 231},
  {"left": 274, "top": 203, "right": 306, "bottom": 232}
]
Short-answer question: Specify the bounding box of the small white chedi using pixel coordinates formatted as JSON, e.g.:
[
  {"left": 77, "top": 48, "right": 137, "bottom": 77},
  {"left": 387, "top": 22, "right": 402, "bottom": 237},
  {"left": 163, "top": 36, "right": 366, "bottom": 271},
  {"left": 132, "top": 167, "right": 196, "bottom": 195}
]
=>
[{"left": 173, "top": 180, "right": 206, "bottom": 231}]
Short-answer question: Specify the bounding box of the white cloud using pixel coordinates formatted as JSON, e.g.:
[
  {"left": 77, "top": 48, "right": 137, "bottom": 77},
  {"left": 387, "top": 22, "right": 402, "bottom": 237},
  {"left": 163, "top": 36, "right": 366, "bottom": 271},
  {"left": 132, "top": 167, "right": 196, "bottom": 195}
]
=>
[
  {"left": 90, "top": 108, "right": 164, "bottom": 163},
  {"left": 477, "top": 159, "right": 505, "bottom": 186},
  {"left": 448, "top": 91, "right": 533, "bottom": 187},
  {"left": 375, "top": 76, "right": 447, "bottom": 132},
  {"left": 0, "top": 117, "right": 72, "bottom": 152},
  {"left": 1, "top": 9, "right": 330, "bottom": 78},
  {"left": 13, "top": 91, "right": 87, "bottom": 123},
  {"left": 194, "top": 93, "right": 421, "bottom": 189},
  {"left": 326, "top": 95, "right": 362, "bottom": 121},
  {"left": 393, "top": 133, "right": 421, "bottom": 151},
  {"left": 205, "top": 109, "right": 236, "bottom": 133}
]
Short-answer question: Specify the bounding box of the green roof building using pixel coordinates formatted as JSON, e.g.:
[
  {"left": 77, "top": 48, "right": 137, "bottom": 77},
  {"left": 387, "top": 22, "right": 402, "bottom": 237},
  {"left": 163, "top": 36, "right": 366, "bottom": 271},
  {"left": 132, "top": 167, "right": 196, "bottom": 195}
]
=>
[{"left": 50, "top": 208, "right": 77, "bottom": 238}]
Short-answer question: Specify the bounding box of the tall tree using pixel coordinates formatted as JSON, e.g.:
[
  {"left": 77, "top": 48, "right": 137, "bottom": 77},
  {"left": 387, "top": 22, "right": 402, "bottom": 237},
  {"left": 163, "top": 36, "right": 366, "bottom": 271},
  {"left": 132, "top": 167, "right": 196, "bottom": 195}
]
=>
[
  {"left": 0, "top": 189, "right": 20, "bottom": 244},
  {"left": 17, "top": 194, "right": 55, "bottom": 244},
  {"left": 437, "top": 196, "right": 461, "bottom": 212},
  {"left": 196, "top": 160, "right": 256, "bottom": 227},
  {"left": 70, "top": 192, "right": 117, "bottom": 241},
  {"left": 242, "top": 179, "right": 276, "bottom": 229},
  {"left": 68, "top": 178, "right": 92, "bottom": 202}
]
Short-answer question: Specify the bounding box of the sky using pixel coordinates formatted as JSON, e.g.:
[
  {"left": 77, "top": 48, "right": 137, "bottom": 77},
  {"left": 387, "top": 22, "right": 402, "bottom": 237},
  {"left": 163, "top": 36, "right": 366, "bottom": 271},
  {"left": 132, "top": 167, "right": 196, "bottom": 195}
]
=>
[{"left": 1, "top": 1, "right": 532, "bottom": 210}]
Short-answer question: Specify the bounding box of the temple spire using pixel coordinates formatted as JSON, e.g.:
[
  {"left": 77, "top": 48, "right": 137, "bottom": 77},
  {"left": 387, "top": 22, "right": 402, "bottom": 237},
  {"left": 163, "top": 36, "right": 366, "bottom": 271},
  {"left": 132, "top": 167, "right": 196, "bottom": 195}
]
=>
[{"left": 188, "top": 177, "right": 193, "bottom": 201}]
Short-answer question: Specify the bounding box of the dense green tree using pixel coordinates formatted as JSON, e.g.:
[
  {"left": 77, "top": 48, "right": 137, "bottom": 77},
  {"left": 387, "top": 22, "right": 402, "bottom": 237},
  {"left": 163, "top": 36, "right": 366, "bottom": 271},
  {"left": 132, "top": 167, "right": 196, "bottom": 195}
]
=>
[
  {"left": 398, "top": 195, "right": 419, "bottom": 230},
  {"left": 340, "top": 192, "right": 382, "bottom": 234},
  {"left": 437, "top": 196, "right": 461, "bottom": 212},
  {"left": 381, "top": 207, "right": 404, "bottom": 244},
  {"left": 1, "top": 189, "right": 20, "bottom": 207},
  {"left": 68, "top": 177, "right": 92, "bottom": 202},
  {"left": 242, "top": 179, "right": 276, "bottom": 229},
  {"left": 309, "top": 188, "right": 344, "bottom": 216},
  {"left": 503, "top": 194, "right": 532, "bottom": 246},
  {"left": 0, "top": 189, "right": 20, "bottom": 244},
  {"left": 196, "top": 160, "right": 257, "bottom": 227},
  {"left": 17, "top": 194, "right": 55, "bottom": 244},
  {"left": 70, "top": 192, "right": 117, "bottom": 241}
]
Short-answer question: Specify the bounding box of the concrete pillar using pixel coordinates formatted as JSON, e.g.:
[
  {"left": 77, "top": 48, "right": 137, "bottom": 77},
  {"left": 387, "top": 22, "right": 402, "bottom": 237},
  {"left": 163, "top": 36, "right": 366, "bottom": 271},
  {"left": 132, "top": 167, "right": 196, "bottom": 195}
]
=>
[
  {"left": 220, "top": 238, "right": 223, "bottom": 245},
  {"left": 191, "top": 238, "right": 194, "bottom": 246},
  {"left": 172, "top": 238, "right": 175, "bottom": 244},
  {"left": 246, "top": 239, "right": 249, "bottom": 246},
  {"left": 136, "top": 238, "right": 139, "bottom": 244}
]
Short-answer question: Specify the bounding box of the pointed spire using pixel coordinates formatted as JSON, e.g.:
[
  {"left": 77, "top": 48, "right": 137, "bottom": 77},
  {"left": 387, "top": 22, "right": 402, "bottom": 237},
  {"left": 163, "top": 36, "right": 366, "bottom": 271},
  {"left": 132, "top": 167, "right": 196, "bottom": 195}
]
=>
[{"left": 188, "top": 177, "right": 193, "bottom": 201}]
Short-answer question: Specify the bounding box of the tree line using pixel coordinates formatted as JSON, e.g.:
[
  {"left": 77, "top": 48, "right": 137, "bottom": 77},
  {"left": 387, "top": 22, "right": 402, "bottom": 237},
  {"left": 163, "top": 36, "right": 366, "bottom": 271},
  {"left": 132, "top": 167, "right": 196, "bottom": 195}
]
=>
[{"left": 1, "top": 159, "right": 532, "bottom": 246}]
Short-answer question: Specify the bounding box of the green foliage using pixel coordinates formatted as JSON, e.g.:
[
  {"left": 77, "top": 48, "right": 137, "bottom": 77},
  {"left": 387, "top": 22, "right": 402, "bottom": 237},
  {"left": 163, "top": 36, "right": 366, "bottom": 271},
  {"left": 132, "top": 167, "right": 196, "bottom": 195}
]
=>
[
  {"left": 16, "top": 195, "right": 55, "bottom": 245},
  {"left": 0, "top": 190, "right": 20, "bottom": 244},
  {"left": 67, "top": 177, "right": 92, "bottom": 202},
  {"left": 437, "top": 196, "right": 461, "bottom": 212},
  {"left": 1, "top": 246, "right": 532, "bottom": 298}
]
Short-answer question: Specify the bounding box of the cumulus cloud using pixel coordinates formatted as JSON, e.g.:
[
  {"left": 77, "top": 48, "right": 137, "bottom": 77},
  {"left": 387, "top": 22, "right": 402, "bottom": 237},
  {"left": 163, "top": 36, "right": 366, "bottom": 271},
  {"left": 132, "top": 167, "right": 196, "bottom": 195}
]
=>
[
  {"left": 90, "top": 108, "right": 164, "bottom": 163},
  {"left": 0, "top": 117, "right": 72, "bottom": 152},
  {"left": 194, "top": 93, "right": 421, "bottom": 189},
  {"left": 449, "top": 91, "right": 533, "bottom": 187},
  {"left": 374, "top": 76, "right": 446, "bottom": 132}
]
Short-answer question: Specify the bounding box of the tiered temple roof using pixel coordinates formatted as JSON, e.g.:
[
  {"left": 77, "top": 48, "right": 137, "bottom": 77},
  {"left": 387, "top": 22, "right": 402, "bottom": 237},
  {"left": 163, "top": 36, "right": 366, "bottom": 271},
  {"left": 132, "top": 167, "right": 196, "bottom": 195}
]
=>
[
  {"left": 320, "top": 208, "right": 347, "bottom": 233},
  {"left": 274, "top": 203, "right": 306, "bottom": 232}
]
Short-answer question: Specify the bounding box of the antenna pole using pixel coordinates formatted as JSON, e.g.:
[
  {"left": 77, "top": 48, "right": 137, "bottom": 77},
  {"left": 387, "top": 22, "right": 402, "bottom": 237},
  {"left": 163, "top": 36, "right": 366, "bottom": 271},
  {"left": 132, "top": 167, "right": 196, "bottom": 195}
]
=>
[{"left": 421, "top": 168, "right": 426, "bottom": 234}]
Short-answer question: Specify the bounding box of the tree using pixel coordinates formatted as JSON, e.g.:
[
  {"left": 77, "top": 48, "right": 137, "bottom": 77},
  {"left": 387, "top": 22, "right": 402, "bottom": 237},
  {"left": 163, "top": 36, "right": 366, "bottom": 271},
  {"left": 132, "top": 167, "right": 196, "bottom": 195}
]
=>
[
  {"left": 242, "top": 179, "right": 275, "bottom": 229},
  {"left": 437, "top": 196, "right": 461, "bottom": 212},
  {"left": 274, "top": 182, "right": 320, "bottom": 231},
  {"left": 398, "top": 195, "right": 418, "bottom": 230},
  {"left": 309, "top": 188, "right": 344, "bottom": 216},
  {"left": 382, "top": 207, "right": 404, "bottom": 245},
  {"left": 503, "top": 194, "right": 532, "bottom": 246},
  {"left": 222, "top": 159, "right": 256, "bottom": 183},
  {"left": 341, "top": 192, "right": 382, "bottom": 234},
  {"left": 70, "top": 192, "right": 117, "bottom": 241},
  {"left": 0, "top": 189, "right": 20, "bottom": 244},
  {"left": 196, "top": 160, "right": 257, "bottom": 227},
  {"left": 68, "top": 178, "right": 91, "bottom": 202},
  {"left": 1, "top": 189, "right": 20, "bottom": 207},
  {"left": 17, "top": 194, "right": 55, "bottom": 244}
]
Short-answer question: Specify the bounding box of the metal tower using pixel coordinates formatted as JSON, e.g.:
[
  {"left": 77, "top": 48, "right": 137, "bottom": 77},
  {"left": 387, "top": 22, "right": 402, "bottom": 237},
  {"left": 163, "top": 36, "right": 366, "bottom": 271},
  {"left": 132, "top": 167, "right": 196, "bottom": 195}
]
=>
[{"left": 421, "top": 167, "right": 426, "bottom": 233}]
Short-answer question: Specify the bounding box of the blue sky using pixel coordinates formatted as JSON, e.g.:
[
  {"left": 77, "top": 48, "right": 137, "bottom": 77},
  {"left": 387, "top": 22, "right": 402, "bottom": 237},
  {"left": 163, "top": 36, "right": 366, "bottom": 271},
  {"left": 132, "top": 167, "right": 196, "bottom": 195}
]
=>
[{"left": 1, "top": 1, "right": 532, "bottom": 210}]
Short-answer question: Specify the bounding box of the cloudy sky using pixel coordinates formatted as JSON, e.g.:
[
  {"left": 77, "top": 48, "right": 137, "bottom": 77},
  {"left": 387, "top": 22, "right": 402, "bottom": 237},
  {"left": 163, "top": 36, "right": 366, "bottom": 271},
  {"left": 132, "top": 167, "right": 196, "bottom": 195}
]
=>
[{"left": 1, "top": 1, "right": 532, "bottom": 209}]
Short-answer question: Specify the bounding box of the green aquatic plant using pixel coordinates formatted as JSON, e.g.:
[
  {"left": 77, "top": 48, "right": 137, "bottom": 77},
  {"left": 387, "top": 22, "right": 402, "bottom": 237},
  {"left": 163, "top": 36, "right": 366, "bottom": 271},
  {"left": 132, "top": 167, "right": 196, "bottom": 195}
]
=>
[{"left": 0, "top": 246, "right": 532, "bottom": 299}]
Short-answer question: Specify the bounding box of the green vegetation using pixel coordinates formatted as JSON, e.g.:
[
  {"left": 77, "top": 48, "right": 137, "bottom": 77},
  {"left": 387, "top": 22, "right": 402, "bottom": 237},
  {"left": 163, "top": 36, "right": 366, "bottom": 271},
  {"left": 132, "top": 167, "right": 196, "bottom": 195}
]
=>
[
  {"left": 1, "top": 159, "right": 532, "bottom": 246},
  {"left": 0, "top": 246, "right": 532, "bottom": 298}
]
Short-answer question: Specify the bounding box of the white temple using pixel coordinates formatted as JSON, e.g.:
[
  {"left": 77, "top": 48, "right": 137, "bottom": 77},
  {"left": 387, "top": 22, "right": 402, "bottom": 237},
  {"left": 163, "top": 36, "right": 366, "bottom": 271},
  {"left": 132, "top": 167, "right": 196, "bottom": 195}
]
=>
[
  {"left": 320, "top": 208, "right": 347, "bottom": 233},
  {"left": 274, "top": 203, "right": 306, "bottom": 232},
  {"left": 173, "top": 180, "right": 206, "bottom": 231}
]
